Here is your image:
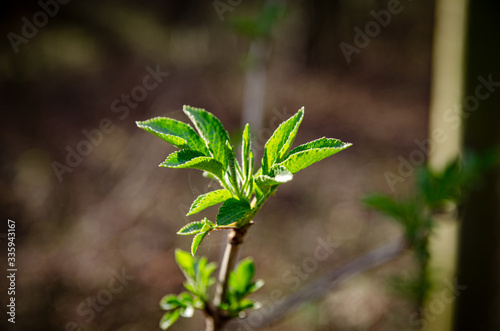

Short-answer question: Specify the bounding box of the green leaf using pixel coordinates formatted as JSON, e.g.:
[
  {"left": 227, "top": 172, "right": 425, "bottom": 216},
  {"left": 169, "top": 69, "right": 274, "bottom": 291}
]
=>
[
  {"left": 225, "top": 258, "right": 264, "bottom": 315},
  {"left": 287, "top": 137, "right": 349, "bottom": 156},
  {"left": 416, "top": 159, "right": 474, "bottom": 208},
  {"left": 277, "top": 139, "right": 351, "bottom": 174},
  {"left": 159, "top": 309, "right": 181, "bottom": 330},
  {"left": 188, "top": 190, "right": 233, "bottom": 216},
  {"left": 237, "top": 299, "right": 258, "bottom": 310},
  {"left": 246, "top": 150, "right": 254, "bottom": 189},
  {"left": 183, "top": 105, "right": 231, "bottom": 168},
  {"left": 242, "top": 124, "right": 251, "bottom": 177},
  {"left": 202, "top": 220, "right": 215, "bottom": 233},
  {"left": 216, "top": 198, "right": 252, "bottom": 226},
  {"left": 161, "top": 149, "right": 224, "bottom": 179},
  {"left": 159, "top": 294, "right": 182, "bottom": 311},
  {"left": 177, "top": 292, "right": 194, "bottom": 305},
  {"left": 203, "top": 262, "right": 217, "bottom": 286},
  {"left": 363, "top": 194, "right": 409, "bottom": 222},
  {"left": 363, "top": 194, "right": 426, "bottom": 245},
  {"left": 183, "top": 281, "right": 197, "bottom": 296},
  {"left": 225, "top": 141, "right": 240, "bottom": 193},
  {"left": 175, "top": 249, "right": 195, "bottom": 279},
  {"left": 136, "top": 117, "right": 209, "bottom": 155},
  {"left": 230, "top": 258, "right": 255, "bottom": 295},
  {"left": 247, "top": 279, "right": 265, "bottom": 294},
  {"left": 255, "top": 165, "right": 293, "bottom": 188},
  {"left": 191, "top": 231, "right": 209, "bottom": 256},
  {"left": 262, "top": 108, "right": 304, "bottom": 175},
  {"left": 176, "top": 253, "right": 215, "bottom": 299},
  {"left": 177, "top": 221, "right": 205, "bottom": 235},
  {"left": 193, "top": 257, "right": 216, "bottom": 299}
]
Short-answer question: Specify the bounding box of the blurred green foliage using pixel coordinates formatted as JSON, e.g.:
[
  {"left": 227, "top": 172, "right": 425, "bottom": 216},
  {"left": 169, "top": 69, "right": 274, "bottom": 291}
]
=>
[{"left": 364, "top": 149, "right": 500, "bottom": 305}]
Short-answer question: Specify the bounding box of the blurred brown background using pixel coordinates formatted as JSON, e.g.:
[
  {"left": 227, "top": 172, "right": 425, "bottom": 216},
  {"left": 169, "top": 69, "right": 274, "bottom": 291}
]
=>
[{"left": 0, "top": 0, "right": 442, "bottom": 330}]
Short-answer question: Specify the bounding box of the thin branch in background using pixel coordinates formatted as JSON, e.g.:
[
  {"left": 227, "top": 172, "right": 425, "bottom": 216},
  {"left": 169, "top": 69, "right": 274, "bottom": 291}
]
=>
[
  {"left": 240, "top": 0, "right": 285, "bottom": 140},
  {"left": 241, "top": 39, "right": 270, "bottom": 135},
  {"left": 232, "top": 237, "right": 407, "bottom": 329}
]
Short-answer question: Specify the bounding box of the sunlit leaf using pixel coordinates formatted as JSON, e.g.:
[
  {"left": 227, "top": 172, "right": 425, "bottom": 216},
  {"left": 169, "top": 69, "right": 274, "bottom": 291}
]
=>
[
  {"left": 187, "top": 190, "right": 233, "bottom": 216},
  {"left": 161, "top": 149, "right": 224, "bottom": 179},
  {"left": 159, "top": 294, "right": 182, "bottom": 311},
  {"left": 262, "top": 108, "right": 304, "bottom": 175},
  {"left": 216, "top": 198, "right": 252, "bottom": 226},
  {"left": 191, "top": 231, "right": 209, "bottom": 256},
  {"left": 175, "top": 249, "right": 195, "bottom": 279},
  {"left": 287, "top": 137, "right": 348, "bottom": 156},
  {"left": 177, "top": 221, "right": 205, "bottom": 235},
  {"left": 225, "top": 141, "right": 240, "bottom": 193},
  {"left": 183, "top": 105, "right": 231, "bottom": 168},
  {"left": 136, "top": 117, "right": 209, "bottom": 154},
  {"left": 242, "top": 124, "right": 251, "bottom": 177},
  {"left": 255, "top": 166, "right": 293, "bottom": 188},
  {"left": 159, "top": 309, "right": 181, "bottom": 330},
  {"left": 230, "top": 258, "right": 255, "bottom": 295},
  {"left": 277, "top": 140, "right": 351, "bottom": 174}
]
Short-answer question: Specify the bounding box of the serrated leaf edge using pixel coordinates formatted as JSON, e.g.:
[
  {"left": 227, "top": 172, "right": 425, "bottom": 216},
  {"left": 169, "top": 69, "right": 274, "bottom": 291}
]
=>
[{"left": 177, "top": 221, "right": 205, "bottom": 235}]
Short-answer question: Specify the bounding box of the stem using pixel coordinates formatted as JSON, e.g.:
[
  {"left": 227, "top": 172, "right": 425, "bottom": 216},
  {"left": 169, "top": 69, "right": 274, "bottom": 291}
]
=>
[
  {"left": 204, "top": 314, "right": 226, "bottom": 331},
  {"left": 214, "top": 228, "right": 247, "bottom": 306},
  {"left": 205, "top": 188, "right": 273, "bottom": 330},
  {"left": 205, "top": 316, "right": 215, "bottom": 331},
  {"left": 209, "top": 227, "right": 248, "bottom": 330}
]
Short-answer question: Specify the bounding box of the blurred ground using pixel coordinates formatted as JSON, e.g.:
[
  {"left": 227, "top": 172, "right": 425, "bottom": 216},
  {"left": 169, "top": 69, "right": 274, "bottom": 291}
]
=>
[{"left": 0, "top": 1, "right": 433, "bottom": 330}]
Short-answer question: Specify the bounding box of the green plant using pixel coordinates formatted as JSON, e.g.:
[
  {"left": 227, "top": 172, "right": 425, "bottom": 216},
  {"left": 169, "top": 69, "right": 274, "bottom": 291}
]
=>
[
  {"left": 159, "top": 250, "right": 262, "bottom": 329},
  {"left": 137, "top": 105, "right": 351, "bottom": 330},
  {"left": 363, "top": 151, "right": 500, "bottom": 310}
]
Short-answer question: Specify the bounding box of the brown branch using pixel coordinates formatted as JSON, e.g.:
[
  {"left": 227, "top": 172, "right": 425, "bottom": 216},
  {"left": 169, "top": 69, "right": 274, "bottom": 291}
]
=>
[
  {"left": 232, "top": 236, "right": 408, "bottom": 329},
  {"left": 213, "top": 229, "right": 245, "bottom": 306},
  {"left": 207, "top": 227, "right": 249, "bottom": 330}
]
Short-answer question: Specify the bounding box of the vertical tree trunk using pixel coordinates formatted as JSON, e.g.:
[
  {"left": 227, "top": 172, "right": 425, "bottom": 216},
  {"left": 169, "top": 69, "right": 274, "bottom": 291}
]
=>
[
  {"left": 454, "top": 1, "right": 500, "bottom": 330},
  {"left": 425, "top": 0, "right": 467, "bottom": 330}
]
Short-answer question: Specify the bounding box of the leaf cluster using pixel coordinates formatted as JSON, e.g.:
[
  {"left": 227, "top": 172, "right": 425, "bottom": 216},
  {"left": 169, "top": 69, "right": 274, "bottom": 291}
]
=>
[
  {"left": 364, "top": 153, "right": 499, "bottom": 250},
  {"left": 222, "top": 258, "right": 264, "bottom": 317},
  {"left": 137, "top": 106, "right": 351, "bottom": 255},
  {"left": 138, "top": 105, "right": 351, "bottom": 329},
  {"left": 159, "top": 250, "right": 263, "bottom": 329},
  {"left": 159, "top": 250, "right": 216, "bottom": 329}
]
